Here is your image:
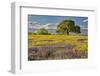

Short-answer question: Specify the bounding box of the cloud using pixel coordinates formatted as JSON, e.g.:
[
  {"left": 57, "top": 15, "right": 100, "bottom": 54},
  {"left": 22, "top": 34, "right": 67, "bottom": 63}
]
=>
[
  {"left": 83, "top": 19, "right": 88, "bottom": 22},
  {"left": 28, "top": 21, "right": 38, "bottom": 25},
  {"left": 42, "top": 23, "right": 58, "bottom": 29},
  {"left": 28, "top": 21, "right": 42, "bottom": 29},
  {"left": 28, "top": 21, "right": 58, "bottom": 29}
]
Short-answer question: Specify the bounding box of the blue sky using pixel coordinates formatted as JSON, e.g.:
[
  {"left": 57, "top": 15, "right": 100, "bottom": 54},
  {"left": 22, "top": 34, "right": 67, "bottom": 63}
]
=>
[{"left": 28, "top": 15, "right": 88, "bottom": 29}]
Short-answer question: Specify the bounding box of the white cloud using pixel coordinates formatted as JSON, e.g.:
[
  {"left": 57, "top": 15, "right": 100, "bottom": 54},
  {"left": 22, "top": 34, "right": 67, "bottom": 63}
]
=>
[
  {"left": 42, "top": 23, "right": 58, "bottom": 29},
  {"left": 83, "top": 19, "right": 88, "bottom": 22},
  {"left": 28, "top": 21, "right": 38, "bottom": 25},
  {"left": 28, "top": 21, "right": 58, "bottom": 29},
  {"left": 28, "top": 21, "right": 41, "bottom": 29}
]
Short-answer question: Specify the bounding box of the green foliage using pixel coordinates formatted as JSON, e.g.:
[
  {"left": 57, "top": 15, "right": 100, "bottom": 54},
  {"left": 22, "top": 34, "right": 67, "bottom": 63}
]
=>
[
  {"left": 28, "top": 32, "right": 33, "bottom": 35},
  {"left": 56, "top": 20, "right": 75, "bottom": 35},
  {"left": 74, "top": 25, "right": 81, "bottom": 33},
  {"left": 28, "top": 32, "right": 37, "bottom": 35},
  {"left": 36, "top": 28, "right": 51, "bottom": 35}
]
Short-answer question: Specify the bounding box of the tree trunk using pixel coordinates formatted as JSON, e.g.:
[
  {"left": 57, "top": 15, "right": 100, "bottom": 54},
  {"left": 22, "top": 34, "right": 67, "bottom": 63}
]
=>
[{"left": 67, "top": 31, "right": 69, "bottom": 35}]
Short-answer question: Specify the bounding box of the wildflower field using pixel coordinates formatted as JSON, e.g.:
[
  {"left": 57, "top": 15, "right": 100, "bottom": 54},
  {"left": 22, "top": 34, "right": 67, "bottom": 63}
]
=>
[{"left": 28, "top": 34, "right": 88, "bottom": 60}]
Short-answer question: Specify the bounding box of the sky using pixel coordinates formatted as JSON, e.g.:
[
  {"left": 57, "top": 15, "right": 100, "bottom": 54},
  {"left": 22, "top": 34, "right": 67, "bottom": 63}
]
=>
[{"left": 28, "top": 15, "right": 88, "bottom": 30}]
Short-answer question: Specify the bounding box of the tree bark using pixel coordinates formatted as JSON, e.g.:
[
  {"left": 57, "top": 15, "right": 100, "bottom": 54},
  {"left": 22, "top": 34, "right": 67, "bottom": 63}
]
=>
[{"left": 67, "top": 31, "right": 69, "bottom": 35}]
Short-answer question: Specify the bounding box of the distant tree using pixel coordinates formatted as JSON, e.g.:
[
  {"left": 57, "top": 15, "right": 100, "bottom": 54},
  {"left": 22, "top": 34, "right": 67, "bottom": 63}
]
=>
[
  {"left": 56, "top": 20, "right": 75, "bottom": 35},
  {"left": 28, "top": 32, "right": 33, "bottom": 35},
  {"left": 32, "top": 32, "right": 37, "bottom": 35},
  {"left": 37, "top": 28, "right": 50, "bottom": 35},
  {"left": 28, "top": 32, "right": 37, "bottom": 35},
  {"left": 74, "top": 25, "right": 81, "bottom": 33}
]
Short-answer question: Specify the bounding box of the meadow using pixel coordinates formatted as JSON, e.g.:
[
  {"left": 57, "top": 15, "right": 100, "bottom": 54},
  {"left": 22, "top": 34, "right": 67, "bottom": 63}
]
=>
[{"left": 28, "top": 34, "right": 88, "bottom": 60}]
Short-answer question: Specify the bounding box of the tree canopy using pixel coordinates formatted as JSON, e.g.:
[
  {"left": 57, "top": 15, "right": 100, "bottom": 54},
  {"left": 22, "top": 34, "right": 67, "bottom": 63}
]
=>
[
  {"left": 37, "top": 28, "right": 50, "bottom": 35},
  {"left": 56, "top": 20, "right": 75, "bottom": 35},
  {"left": 74, "top": 25, "right": 81, "bottom": 33},
  {"left": 56, "top": 20, "right": 80, "bottom": 35}
]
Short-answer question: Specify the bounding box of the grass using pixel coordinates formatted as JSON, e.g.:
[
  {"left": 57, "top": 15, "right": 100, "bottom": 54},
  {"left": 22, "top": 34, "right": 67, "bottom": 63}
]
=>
[{"left": 28, "top": 34, "right": 88, "bottom": 60}]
